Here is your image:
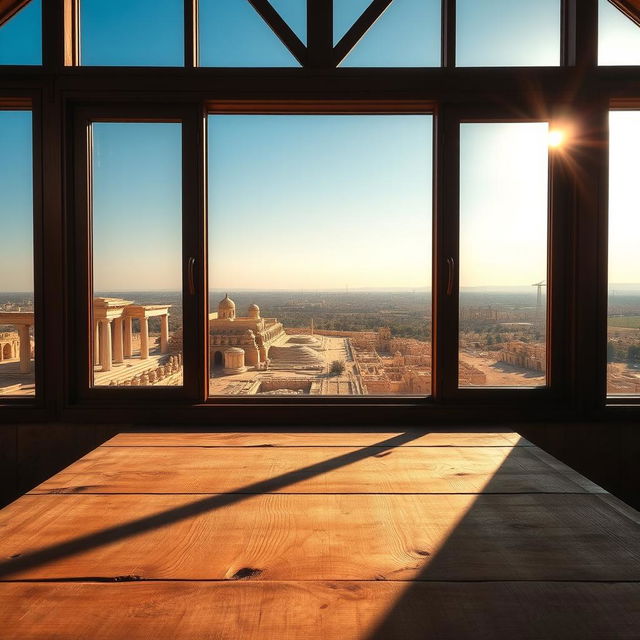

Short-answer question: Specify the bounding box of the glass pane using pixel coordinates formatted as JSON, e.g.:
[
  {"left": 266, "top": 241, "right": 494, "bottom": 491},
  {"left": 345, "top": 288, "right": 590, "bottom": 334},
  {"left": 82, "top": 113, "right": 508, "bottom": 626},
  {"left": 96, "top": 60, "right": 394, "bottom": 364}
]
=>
[
  {"left": 457, "top": 0, "right": 560, "bottom": 67},
  {"left": 199, "top": 0, "right": 300, "bottom": 67},
  {"left": 0, "top": 0, "right": 41, "bottom": 65},
  {"left": 208, "top": 115, "right": 432, "bottom": 397},
  {"left": 459, "top": 123, "right": 548, "bottom": 388},
  {"left": 599, "top": 0, "right": 640, "bottom": 66},
  {"left": 91, "top": 123, "right": 183, "bottom": 388},
  {"left": 336, "top": 0, "right": 440, "bottom": 67},
  {"left": 80, "top": 0, "right": 183, "bottom": 66},
  {"left": 269, "top": 0, "right": 306, "bottom": 44},
  {"left": 607, "top": 111, "right": 640, "bottom": 396},
  {"left": 0, "top": 111, "right": 35, "bottom": 396}
]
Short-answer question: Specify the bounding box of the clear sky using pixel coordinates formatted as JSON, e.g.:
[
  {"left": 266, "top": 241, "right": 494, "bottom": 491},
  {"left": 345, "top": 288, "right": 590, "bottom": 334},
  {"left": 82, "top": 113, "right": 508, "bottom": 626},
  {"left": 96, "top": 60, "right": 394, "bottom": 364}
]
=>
[
  {"left": 1, "top": 1, "right": 640, "bottom": 292},
  {"left": 0, "top": 111, "right": 33, "bottom": 292},
  {"left": 92, "top": 123, "right": 183, "bottom": 292},
  {"left": 208, "top": 115, "right": 432, "bottom": 290},
  {"left": 608, "top": 112, "right": 640, "bottom": 285},
  {"left": 459, "top": 123, "right": 548, "bottom": 288}
]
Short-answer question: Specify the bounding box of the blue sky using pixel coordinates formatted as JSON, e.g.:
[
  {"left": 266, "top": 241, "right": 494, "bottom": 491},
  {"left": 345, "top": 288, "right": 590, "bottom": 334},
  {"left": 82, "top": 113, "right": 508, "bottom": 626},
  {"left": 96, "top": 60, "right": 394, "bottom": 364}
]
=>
[
  {"left": 0, "top": 112, "right": 34, "bottom": 292},
  {"left": 1, "top": 1, "right": 640, "bottom": 292},
  {"left": 209, "top": 115, "right": 432, "bottom": 290}
]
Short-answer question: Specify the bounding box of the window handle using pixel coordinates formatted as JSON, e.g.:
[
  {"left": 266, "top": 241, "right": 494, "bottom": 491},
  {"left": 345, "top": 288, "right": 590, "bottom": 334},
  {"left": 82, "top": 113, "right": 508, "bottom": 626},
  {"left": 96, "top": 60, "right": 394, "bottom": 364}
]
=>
[
  {"left": 187, "top": 257, "right": 196, "bottom": 295},
  {"left": 446, "top": 257, "right": 455, "bottom": 296}
]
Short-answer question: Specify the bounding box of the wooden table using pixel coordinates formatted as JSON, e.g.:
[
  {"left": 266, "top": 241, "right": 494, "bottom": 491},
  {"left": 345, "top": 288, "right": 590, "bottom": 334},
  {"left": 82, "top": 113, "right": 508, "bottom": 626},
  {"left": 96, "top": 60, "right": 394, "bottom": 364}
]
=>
[{"left": 1, "top": 430, "right": 639, "bottom": 639}]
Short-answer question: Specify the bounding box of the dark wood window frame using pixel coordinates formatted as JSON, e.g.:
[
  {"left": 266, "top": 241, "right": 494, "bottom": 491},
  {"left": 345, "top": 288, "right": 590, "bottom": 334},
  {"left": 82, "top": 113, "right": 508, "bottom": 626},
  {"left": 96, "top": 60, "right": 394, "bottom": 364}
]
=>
[{"left": 0, "top": 0, "right": 639, "bottom": 425}]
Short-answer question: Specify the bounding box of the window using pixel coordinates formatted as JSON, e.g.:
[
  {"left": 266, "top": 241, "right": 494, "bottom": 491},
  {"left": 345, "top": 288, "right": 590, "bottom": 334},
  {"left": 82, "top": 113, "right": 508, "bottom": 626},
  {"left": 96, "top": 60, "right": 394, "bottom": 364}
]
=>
[
  {"left": 0, "top": 1, "right": 638, "bottom": 416},
  {"left": 199, "top": 0, "right": 301, "bottom": 67},
  {"left": 599, "top": 0, "right": 640, "bottom": 65},
  {"left": 80, "top": 0, "right": 183, "bottom": 66},
  {"left": 0, "top": 110, "right": 35, "bottom": 396},
  {"left": 90, "top": 122, "right": 183, "bottom": 388},
  {"left": 335, "top": 0, "right": 440, "bottom": 67},
  {"left": 207, "top": 114, "right": 433, "bottom": 396},
  {"left": 0, "top": 0, "right": 41, "bottom": 65},
  {"left": 458, "top": 122, "right": 549, "bottom": 388},
  {"left": 456, "top": 0, "right": 560, "bottom": 67},
  {"left": 607, "top": 110, "right": 640, "bottom": 396}
]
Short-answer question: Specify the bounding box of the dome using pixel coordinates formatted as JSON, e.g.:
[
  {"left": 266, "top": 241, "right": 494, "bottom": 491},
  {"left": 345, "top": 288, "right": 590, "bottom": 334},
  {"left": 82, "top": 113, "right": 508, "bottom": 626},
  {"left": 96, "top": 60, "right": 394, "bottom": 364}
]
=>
[
  {"left": 218, "top": 294, "right": 235, "bottom": 310},
  {"left": 218, "top": 294, "right": 236, "bottom": 320},
  {"left": 247, "top": 303, "right": 260, "bottom": 319}
]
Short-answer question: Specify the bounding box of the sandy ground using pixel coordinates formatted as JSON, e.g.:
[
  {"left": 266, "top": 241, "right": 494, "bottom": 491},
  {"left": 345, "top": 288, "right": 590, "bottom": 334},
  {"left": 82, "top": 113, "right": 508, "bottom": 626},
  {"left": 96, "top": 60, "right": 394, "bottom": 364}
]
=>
[
  {"left": 460, "top": 352, "right": 546, "bottom": 387},
  {"left": 0, "top": 359, "right": 35, "bottom": 396}
]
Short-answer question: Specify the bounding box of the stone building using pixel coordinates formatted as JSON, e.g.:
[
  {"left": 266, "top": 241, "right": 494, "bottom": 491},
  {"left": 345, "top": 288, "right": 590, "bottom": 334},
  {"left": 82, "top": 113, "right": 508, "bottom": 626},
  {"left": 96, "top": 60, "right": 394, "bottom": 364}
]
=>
[
  {"left": 0, "top": 312, "right": 34, "bottom": 373},
  {"left": 498, "top": 341, "right": 546, "bottom": 373},
  {"left": 209, "top": 294, "right": 286, "bottom": 370},
  {"left": 93, "top": 298, "right": 172, "bottom": 372}
]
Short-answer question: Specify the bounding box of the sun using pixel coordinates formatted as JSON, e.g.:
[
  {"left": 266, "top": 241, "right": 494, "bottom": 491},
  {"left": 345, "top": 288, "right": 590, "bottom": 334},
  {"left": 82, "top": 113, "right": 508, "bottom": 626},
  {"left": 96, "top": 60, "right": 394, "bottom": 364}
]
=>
[{"left": 548, "top": 129, "right": 566, "bottom": 148}]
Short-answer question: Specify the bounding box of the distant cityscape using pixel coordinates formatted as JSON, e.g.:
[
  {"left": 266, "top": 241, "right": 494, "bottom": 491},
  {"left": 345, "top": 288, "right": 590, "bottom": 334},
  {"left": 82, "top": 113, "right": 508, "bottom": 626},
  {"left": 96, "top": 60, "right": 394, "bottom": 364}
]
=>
[{"left": 1, "top": 288, "right": 639, "bottom": 396}]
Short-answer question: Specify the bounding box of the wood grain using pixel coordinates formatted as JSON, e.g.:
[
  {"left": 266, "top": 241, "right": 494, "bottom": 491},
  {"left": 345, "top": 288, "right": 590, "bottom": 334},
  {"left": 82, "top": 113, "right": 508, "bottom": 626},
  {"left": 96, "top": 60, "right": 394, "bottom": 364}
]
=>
[
  {"left": 2, "top": 581, "right": 639, "bottom": 640},
  {"left": 30, "top": 444, "right": 602, "bottom": 495},
  {"left": 104, "top": 431, "right": 531, "bottom": 447},
  {"left": 1, "top": 493, "right": 638, "bottom": 581}
]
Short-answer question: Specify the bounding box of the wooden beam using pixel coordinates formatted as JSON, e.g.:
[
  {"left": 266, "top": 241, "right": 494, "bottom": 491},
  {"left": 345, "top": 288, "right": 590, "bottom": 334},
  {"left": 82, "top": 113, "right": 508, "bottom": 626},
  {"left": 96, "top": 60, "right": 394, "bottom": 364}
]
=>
[
  {"left": 333, "top": 0, "right": 393, "bottom": 66},
  {"left": 0, "top": 0, "right": 29, "bottom": 27},
  {"left": 247, "top": 0, "right": 307, "bottom": 67},
  {"left": 307, "top": 0, "right": 333, "bottom": 68}
]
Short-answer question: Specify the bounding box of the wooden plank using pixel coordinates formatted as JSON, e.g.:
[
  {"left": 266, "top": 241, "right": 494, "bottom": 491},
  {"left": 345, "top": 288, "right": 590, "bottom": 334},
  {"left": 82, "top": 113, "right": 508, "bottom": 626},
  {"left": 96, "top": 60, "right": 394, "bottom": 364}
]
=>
[
  {"left": 30, "top": 444, "right": 602, "bottom": 495},
  {"left": 1, "top": 494, "right": 638, "bottom": 581},
  {"left": 2, "top": 581, "right": 639, "bottom": 640},
  {"left": 104, "top": 431, "right": 532, "bottom": 447}
]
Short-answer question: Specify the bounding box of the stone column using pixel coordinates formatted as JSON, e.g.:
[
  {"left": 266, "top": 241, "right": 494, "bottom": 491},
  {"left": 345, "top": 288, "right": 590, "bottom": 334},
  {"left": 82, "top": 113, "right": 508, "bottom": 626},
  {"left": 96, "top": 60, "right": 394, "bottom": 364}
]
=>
[
  {"left": 140, "top": 317, "right": 149, "bottom": 359},
  {"left": 94, "top": 319, "right": 100, "bottom": 366},
  {"left": 160, "top": 314, "right": 169, "bottom": 354},
  {"left": 17, "top": 324, "right": 31, "bottom": 374},
  {"left": 113, "top": 318, "right": 124, "bottom": 364},
  {"left": 99, "top": 319, "right": 112, "bottom": 372},
  {"left": 123, "top": 317, "right": 133, "bottom": 358}
]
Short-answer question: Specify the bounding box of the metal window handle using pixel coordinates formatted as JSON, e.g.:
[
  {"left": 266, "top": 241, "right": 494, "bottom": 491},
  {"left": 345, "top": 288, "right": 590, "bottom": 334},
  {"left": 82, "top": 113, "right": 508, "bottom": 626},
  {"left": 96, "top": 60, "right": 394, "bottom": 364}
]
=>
[
  {"left": 446, "top": 257, "right": 455, "bottom": 296},
  {"left": 188, "top": 257, "right": 196, "bottom": 295}
]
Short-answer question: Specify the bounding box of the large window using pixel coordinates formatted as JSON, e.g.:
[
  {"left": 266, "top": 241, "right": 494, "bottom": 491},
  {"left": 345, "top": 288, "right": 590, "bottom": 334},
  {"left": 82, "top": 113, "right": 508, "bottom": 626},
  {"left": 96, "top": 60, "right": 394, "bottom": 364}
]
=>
[
  {"left": 458, "top": 123, "right": 549, "bottom": 388},
  {"left": 1, "top": 1, "right": 639, "bottom": 416},
  {"left": 208, "top": 114, "right": 433, "bottom": 396},
  {"left": 90, "top": 122, "right": 184, "bottom": 388},
  {"left": 0, "top": 110, "right": 35, "bottom": 396},
  {"left": 607, "top": 110, "right": 640, "bottom": 396}
]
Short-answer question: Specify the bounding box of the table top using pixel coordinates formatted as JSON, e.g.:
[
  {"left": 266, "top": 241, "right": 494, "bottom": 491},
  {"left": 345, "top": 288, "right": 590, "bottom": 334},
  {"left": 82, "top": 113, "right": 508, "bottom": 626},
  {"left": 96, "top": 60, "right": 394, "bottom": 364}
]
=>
[{"left": 1, "top": 430, "right": 639, "bottom": 639}]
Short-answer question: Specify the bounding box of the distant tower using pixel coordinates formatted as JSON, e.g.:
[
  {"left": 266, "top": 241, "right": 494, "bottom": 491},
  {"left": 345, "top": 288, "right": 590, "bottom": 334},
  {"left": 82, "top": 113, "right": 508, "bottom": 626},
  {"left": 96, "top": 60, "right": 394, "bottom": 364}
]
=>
[{"left": 311, "top": 318, "right": 314, "bottom": 336}]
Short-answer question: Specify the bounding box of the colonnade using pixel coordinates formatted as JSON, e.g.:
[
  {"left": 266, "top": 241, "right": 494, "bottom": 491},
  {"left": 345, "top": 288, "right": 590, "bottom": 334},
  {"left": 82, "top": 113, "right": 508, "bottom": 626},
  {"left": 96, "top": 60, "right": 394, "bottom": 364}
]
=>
[{"left": 94, "top": 314, "right": 169, "bottom": 372}]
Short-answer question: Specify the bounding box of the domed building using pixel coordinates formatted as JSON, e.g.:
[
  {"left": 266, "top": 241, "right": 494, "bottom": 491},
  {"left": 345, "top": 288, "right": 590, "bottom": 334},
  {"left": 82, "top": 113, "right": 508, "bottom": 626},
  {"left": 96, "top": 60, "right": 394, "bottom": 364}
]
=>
[
  {"left": 209, "top": 295, "right": 286, "bottom": 370},
  {"left": 217, "top": 294, "right": 236, "bottom": 320}
]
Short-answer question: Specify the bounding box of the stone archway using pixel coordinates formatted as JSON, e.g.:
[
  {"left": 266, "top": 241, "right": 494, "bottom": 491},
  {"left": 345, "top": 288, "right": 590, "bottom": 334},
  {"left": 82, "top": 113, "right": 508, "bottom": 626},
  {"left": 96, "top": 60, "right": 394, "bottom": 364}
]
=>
[
  {"left": 2, "top": 343, "right": 12, "bottom": 360},
  {"left": 213, "top": 350, "right": 224, "bottom": 367}
]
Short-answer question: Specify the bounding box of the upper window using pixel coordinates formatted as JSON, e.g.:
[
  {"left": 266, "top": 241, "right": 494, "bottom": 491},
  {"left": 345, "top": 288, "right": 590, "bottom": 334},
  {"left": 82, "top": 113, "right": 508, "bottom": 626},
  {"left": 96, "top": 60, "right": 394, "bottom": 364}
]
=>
[
  {"left": 198, "top": 0, "right": 301, "bottom": 67},
  {"left": 599, "top": 0, "right": 640, "bottom": 66},
  {"left": 335, "top": 0, "right": 440, "bottom": 67},
  {"left": 80, "top": 0, "right": 184, "bottom": 66},
  {"left": 0, "top": 0, "right": 41, "bottom": 66},
  {"left": 456, "top": 0, "right": 561, "bottom": 67}
]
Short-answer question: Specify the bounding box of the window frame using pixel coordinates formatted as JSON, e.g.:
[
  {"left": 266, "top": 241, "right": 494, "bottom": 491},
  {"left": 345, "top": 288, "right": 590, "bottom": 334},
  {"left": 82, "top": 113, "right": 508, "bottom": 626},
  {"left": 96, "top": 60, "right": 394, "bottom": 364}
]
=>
[{"left": 0, "top": 0, "right": 638, "bottom": 422}]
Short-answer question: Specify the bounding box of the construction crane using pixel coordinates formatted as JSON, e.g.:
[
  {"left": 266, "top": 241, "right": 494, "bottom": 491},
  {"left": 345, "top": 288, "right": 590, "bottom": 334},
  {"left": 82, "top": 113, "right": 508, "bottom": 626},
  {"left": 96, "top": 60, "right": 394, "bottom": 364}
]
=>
[{"left": 532, "top": 281, "right": 546, "bottom": 313}]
